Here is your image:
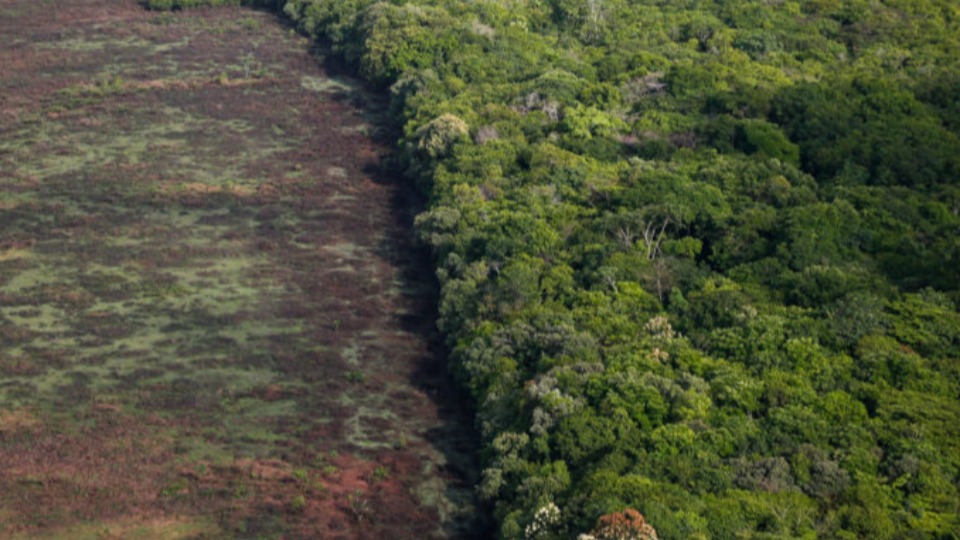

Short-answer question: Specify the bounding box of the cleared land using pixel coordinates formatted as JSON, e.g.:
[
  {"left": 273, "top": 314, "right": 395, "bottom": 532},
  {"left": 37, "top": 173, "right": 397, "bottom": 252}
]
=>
[{"left": 0, "top": 1, "right": 481, "bottom": 538}]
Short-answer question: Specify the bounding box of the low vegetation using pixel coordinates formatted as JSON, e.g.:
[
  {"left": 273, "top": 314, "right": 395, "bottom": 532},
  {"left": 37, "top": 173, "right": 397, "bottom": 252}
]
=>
[{"left": 0, "top": 2, "right": 480, "bottom": 537}]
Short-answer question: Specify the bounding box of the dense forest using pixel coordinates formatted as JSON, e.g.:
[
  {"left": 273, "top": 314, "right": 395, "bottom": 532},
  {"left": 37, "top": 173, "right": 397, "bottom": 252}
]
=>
[{"left": 148, "top": 0, "right": 960, "bottom": 537}]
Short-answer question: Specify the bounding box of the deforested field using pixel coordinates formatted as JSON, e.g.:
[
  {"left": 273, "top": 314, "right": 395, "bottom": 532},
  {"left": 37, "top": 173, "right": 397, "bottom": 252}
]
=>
[{"left": 0, "top": 1, "right": 481, "bottom": 537}]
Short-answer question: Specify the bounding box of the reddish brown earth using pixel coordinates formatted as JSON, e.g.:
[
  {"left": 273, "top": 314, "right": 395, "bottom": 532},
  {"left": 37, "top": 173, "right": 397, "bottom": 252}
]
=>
[{"left": 0, "top": 1, "right": 483, "bottom": 538}]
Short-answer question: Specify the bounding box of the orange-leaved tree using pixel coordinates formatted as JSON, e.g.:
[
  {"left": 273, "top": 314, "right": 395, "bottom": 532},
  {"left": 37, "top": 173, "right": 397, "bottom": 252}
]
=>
[{"left": 582, "top": 509, "right": 657, "bottom": 540}]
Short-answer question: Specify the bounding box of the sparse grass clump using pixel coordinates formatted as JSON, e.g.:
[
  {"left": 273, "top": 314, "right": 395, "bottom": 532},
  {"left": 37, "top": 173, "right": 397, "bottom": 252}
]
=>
[
  {"left": 369, "top": 465, "right": 389, "bottom": 483},
  {"left": 290, "top": 494, "right": 306, "bottom": 514},
  {"left": 347, "top": 490, "right": 370, "bottom": 522}
]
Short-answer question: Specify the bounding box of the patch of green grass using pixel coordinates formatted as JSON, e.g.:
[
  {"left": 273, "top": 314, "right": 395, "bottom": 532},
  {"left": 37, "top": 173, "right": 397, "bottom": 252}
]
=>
[
  {"left": 370, "top": 465, "right": 389, "bottom": 483},
  {"left": 34, "top": 35, "right": 154, "bottom": 53},
  {"left": 158, "top": 479, "right": 189, "bottom": 498},
  {"left": 289, "top": 494, "right": 306, "bottom": 514},
  {"left": 299, "top": 75, "right": 353, "bottom": 94}
]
